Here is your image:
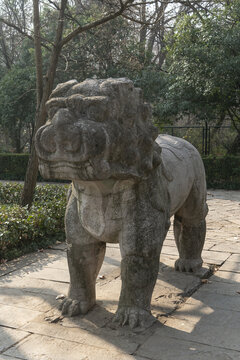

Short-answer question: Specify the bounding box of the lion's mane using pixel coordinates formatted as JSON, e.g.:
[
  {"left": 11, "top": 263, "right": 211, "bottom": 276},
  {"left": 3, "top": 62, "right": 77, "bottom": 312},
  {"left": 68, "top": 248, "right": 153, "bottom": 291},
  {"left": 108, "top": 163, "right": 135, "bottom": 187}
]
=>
[{"left": 42, "top": 78, "right": 162, "bottom": 180}]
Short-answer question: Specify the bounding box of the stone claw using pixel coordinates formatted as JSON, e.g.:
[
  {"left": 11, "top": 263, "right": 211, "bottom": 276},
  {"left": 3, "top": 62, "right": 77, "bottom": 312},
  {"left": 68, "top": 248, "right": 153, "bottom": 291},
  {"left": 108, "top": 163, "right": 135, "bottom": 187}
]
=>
[
  {"left": 175, "top": 258, "right": 203, "bottom": 273},
  {"left": 113, "top": 307, "right": 156, "bottom": 329},
  {"left": 58, "top": 297, "right": 93, "bottom": 316}
]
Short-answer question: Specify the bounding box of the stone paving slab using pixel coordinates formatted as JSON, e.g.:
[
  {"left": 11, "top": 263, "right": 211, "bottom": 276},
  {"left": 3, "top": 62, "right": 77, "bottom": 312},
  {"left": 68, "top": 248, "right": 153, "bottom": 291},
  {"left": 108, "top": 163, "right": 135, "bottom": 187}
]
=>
[
  {"left": 0, "top": 275, "right": 69, "bottom": 296},
  {"left": 23, "top": 266, "right": 70, "bottom": 283},
  {"left": 0, "top": 304, "right": 42, "bottom": 328},
  {"left": 0, "top": 327, "right": 30, "bottom": 353},
  {"left": 228, "top": 254, "right": 240, "bottom": 262},
  {"left": 211, "top": 270, "right": 240, "bottom": 284},
  {"left": 219, "top": 260, "right": 240, "bottom": 273},
  {"left": 0, "top": 250, "right": 65, "bottom": 277},
  {"left": 4, "top": 334, "right": 138, "bottom": 360},
  {"left": 0, "top": 287, "right": 58, "bottom": 312},
  {"left": 210, "top": 242, "right": 240, "bottom": 254},
  {"left": 137, "top": 334, "right": 240, "bottom": 360},
  {"left": 161, "top": 246, "right": 231, "bottom": 265},
  {"left": 22, "top": 321, "right": 139, "bottom": 354},
  {"left": 201, "top": 250, "right": 231, "bottom": 265},
  {"left": 150, "top": 306, "right": 240, "bottom": 352},
  {"left": 186, "top": 291, "right": 240, "bottom": 312},
  {"left": 0, "top": 189, "right": 240, "bottom": 359},
  {"left": 198, "top": 280, "right": 240, "bottom": 296}
]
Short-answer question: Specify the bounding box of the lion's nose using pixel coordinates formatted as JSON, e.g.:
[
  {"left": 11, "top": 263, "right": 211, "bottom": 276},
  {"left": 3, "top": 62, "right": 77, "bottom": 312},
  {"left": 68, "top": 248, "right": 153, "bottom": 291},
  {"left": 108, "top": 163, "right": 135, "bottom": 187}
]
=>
[
  {"left": 55, "top": 128, "right": 82, "bottom": 154},
  {"left": 50, "top": 108, "right": 83, "bottom": 154},
  {"left": 39, "top": 125, "right": 56, "bottom": 154}
]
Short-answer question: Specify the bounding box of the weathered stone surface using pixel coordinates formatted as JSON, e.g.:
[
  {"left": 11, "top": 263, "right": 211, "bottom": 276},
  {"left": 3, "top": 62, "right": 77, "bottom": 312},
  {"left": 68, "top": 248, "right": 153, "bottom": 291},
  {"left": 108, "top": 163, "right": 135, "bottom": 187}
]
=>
[
  {"left": 49, "top": 242, "right": 67, "bottom": 251},
  {"left": 219, "top": 260, "right": 240, "bottom": 273},
  {"left": 4, "top": 334, "right": 137, "bottom": 360},
  {"left": 198, "top": 279, "right": 240, "bottom": 296},
  {"left": 161, "top": 245, "right": 179, "bottom": 256},
  {"left": 186, "top": 291, "right": 240, "bottom": 312},
  {"left": 211, "top": 270, "right": 240, "bottom": 284},
  {"left": 201, "top": 250, "right": 231, "bottom": 265},
  {"left": 0, "top": 287, "right": 57, "bottom": 312},
  {"left": 99, "top": 246, "right": 121, "bottom": 276},
  {"left": 159, "top": 254, "right": 178, "bottom": 269},
  {"left": 0, "top": 304, "right": 42, "bottom": 328},
  {"left": 203, "top": 240, "right": 224, "bottom": 250},
  {"left": 1, "top": 275, "right": 69, "bottom": 296},
  {"left": 137, "top": 333, "right": 240, "bottom": 360},
  {"left": 154, "top": 306, "right": 240, "bottom": 351},
  {"left": 0, "top": 188, "right": 239, "bottom": 360},
  {"left": 210, "top": 242, "right": 240, "bottom": 253},
  {"left": 0, "top": 326, "right": 29, "bottom": 353},
  {"left": 0, "top": 249, "right": 65, "bottom": 277},
  {"left": 22, "top": 321, "right": 138, "bottom": 354},
  {"left": 24, "top": 267, "right": 70, "bottom": 283},
  {"left": 228, "top": 254, "right": 240, "bottom": 262},
  {"left": 35, "top": 78, "right": 208, "bottom": 328},
  {"left": 45, "top": 257, "right": 68, "bottom": 270}
]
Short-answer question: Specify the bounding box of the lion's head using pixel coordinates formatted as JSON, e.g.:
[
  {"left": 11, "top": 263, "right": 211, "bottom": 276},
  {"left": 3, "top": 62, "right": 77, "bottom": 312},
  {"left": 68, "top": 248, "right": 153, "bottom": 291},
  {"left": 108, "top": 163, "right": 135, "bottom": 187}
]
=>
[{"left": 35, "top": 78, "right": 161, "bottom": 181}]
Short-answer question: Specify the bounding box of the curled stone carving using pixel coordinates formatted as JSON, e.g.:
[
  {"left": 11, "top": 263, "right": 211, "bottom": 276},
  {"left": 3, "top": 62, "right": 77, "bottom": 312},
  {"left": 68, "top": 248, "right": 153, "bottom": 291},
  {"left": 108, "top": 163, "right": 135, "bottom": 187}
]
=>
[{"left": 36, "top": 78, "right": 208, "bottom": 328}]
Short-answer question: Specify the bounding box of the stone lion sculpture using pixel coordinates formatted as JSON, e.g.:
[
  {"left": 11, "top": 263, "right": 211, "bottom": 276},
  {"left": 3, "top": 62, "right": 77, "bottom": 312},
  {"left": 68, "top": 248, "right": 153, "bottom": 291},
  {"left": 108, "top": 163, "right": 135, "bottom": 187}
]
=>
[{"left": 35, "top": 78, "right": 208, "bottom": 329}]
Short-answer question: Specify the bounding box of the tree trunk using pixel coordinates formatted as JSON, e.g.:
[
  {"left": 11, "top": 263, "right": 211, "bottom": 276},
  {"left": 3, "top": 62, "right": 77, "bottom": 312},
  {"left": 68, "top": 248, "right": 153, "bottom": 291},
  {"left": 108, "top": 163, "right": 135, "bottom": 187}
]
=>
[
  {"left": 0, "top": 22, "right": 12, "bottom": 69},
  {"left": 21, "top": 0, "right": 67, "bottom": 207},
  {"left": 146, "top": 1, "right": 167, "bottom": 67},
  {"left": 20, "top": 0, "right": 133, "bottom": 207},
  {"left": 139, "top": 0, "right": 147, "bottom": 63}
]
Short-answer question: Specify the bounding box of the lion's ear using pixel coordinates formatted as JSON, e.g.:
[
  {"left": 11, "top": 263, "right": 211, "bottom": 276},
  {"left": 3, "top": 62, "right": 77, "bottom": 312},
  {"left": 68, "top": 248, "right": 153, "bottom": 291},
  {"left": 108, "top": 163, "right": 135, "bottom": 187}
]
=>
[
  {"left": 45, "top": 97, "right": 67, "bottom": 119},
  {"left": 50, "top": 79, "right": 78, "bottom": 99}
]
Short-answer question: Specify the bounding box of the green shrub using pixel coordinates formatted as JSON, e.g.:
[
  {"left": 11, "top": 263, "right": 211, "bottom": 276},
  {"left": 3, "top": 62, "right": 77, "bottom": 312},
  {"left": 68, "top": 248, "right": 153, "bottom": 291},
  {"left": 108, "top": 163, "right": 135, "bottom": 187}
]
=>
[
  {"left": 203, "top": 156, "right": 240, "bottom": 190},
  {"left": 0, "top": 153, "right": 69, "bottom": 182},
  {"left": 0, "top": 183, "right": 68, "bottom": 261},
  {"left": 0, "top": 182, "right": 23, "bottom": 204}
]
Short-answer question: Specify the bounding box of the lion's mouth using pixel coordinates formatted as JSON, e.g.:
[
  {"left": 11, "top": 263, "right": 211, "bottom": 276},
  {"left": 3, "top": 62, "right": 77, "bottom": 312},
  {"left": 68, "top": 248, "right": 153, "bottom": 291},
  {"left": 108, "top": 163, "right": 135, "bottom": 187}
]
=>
[{"left": 38, "top": 158, "right": 95, "bottom": 180}]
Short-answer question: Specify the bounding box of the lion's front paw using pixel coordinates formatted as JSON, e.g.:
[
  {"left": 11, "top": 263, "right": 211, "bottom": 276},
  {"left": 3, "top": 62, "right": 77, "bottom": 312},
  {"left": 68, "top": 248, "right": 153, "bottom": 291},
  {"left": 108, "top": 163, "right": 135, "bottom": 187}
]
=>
[
  {"left": 113, "top": 307, "right": 156, "bottom": 329},
  {"left": 58, "top": 297, "right": 94, "bottom": 316},
  {"left": 175, "top": 258, "right": 203, "bottom": 273}
]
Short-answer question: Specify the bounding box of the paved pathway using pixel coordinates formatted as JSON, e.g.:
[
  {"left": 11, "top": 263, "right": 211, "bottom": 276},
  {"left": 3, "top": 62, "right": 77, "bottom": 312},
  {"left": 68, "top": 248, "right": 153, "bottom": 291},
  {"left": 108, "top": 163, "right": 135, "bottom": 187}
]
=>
[{"left": 0, "top": 190, "right": 239, "bottom": 360}]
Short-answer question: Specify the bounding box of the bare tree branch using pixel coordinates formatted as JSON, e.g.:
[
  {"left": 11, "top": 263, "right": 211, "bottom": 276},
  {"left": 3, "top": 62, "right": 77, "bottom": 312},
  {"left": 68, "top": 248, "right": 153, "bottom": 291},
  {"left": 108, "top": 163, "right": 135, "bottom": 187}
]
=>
[
  {"left": 0, "top": 16, "right": 54, "bottom": 51},
  {"left": 60, "top": 0, "right": 134, "bottom": 47},
  {"left": 0, "top": 16, "right": 34, "bottom": 42}
]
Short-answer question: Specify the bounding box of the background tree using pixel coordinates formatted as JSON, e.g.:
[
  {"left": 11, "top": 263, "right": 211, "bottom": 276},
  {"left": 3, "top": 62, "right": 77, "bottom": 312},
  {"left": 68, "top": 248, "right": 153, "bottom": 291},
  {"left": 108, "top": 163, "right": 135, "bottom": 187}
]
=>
[
  {"left": 2, "top": 0, "right": 139, "bottom": 207},
  {"left": 0, "top": 66, "right": 35, "bottom": 152},
  {"left": 0, "top": 1, "right": 36, "bottom": 151},
  {"left": 0, "top": 0, "right": 32, "bottom": 70},
  {"left": 157, "top": 1, "right": 240, "bottom": 153},
  {"left": 1, "top": 0, "right": 238, "bottom": 205}
]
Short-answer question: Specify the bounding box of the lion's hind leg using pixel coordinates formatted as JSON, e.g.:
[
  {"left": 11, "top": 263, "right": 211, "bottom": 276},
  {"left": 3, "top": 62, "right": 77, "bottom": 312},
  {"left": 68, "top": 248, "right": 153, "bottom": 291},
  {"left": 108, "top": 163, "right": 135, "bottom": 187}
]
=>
[
  {"left": 174, "top": 183, "right": 208, "bottom": 273},
  {"left": 174, "top": 216, "right": 206, "bottom": 272}
]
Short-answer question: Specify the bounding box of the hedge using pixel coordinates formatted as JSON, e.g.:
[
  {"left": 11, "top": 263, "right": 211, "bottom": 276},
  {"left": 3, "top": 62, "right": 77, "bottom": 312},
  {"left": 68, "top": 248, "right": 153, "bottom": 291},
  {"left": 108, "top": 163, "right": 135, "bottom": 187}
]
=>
[
  {"left": 202, "top": 156, "right": 240, "bottom": 190},
  {"left": 0, "top": 183, "right": 68, "bottom": 261},
  {"left": 0, "top": 153, "right": 239, "bottom": 189},
  {"left": 0, "top": 153, "right": 67, "bottom": 182}
]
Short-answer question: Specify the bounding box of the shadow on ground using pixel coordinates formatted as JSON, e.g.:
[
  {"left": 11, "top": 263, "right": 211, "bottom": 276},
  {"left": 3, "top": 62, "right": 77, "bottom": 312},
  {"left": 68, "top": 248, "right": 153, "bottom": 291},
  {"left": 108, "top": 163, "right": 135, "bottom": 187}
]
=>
[{"left": 1, "top": 248, "right": 239, "bottom": 359}]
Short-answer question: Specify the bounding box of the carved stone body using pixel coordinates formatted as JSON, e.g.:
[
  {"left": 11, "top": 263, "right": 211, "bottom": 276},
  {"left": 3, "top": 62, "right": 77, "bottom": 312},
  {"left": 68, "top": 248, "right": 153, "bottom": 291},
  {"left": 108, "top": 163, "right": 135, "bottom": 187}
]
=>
[{"left": 35, "top": 78, "right": 208, "bottom": 328}]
